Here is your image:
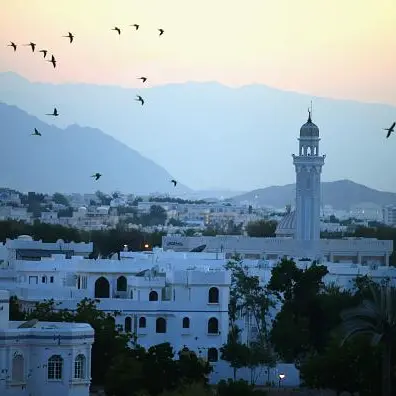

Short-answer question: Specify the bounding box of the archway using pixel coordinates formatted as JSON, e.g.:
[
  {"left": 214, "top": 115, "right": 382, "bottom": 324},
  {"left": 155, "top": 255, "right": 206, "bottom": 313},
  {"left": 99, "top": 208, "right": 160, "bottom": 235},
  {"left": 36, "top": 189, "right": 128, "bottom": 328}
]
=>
[{"left": 94, "top": 277, "right": 110, "bottom": 298}]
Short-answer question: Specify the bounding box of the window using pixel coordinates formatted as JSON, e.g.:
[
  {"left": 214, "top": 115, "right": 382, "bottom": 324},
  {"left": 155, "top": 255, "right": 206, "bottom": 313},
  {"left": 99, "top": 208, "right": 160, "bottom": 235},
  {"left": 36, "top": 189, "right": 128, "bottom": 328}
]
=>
[
  {"left": 125, "top": 317, "right": 132, "bottom": 333},
  {"left": 149, "top": 291, "right": 158, "bottom": 301},
  {"left": 11, "top": 354, "right": 24, "bottom": 382},
  {"left": 74, "top": 354, "right": 86, "bottom": 379},
  {"left": 208, "top": 287, "right": 219, "bottom": 303},
  {"left": 207, "top": 317, "right": 219, "bottom": 334},
  {"left": 117, "top": 276, "right": 127, "bottom": 292},
  {"left": 130, "top": 290, "right": 134, "bottom": 299},
  {"left": 48, "top": 355, "right": 63, "bottom": 380},
  {"left": 182, "top": 317, "right": 190, "bottom": 329},
  {"left": 29, "top": 276, "right": 38, "bottom": 284},
  {"left": 139, "top": 317, "right": 146, "bottom": 328},
  {"left": 207, "top": 348, "right": 218, "bottom": 362},
  {"left": 50, "top": 276, "right": 54, "bottom": 283},
  {"left": 41, "top": 276, "right": 47, "bottom": 284},
  {"left": 156, "top": 317, "right": 167, "bottom": 333}
]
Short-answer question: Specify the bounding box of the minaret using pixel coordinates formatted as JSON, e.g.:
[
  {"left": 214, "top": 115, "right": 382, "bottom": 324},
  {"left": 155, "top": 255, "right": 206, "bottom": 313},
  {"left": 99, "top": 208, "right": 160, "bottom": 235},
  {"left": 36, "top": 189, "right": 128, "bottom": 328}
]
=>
[{"left": 292, "top": 109, "right": 325, "bottom": 255}]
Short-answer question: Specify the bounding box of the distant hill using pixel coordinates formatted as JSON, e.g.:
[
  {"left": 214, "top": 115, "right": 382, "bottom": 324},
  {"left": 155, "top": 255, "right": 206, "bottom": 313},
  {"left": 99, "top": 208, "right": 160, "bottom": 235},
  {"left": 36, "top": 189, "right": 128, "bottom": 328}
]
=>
[
  {"left": 230, "top": 180, "right": 396, "bottom": 211},
  {"left": 1, "top": 72, "right": 395, "bottom": 193},
  {"left": 0, "top": 102, "right": 191, "bottom": 195}
]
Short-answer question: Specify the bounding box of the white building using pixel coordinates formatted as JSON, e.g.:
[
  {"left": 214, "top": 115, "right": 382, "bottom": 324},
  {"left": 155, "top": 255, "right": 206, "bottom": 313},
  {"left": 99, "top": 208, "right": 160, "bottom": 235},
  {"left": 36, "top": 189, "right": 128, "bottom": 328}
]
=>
[
  {"left": 0, "top": 290, "right": 94, "bottom": 396},
  {"left": 383, "top": 205, "right": 396, "bottom": 226},
  {"left": 163, "top": 112, "right": 393, "bottom": 265}
]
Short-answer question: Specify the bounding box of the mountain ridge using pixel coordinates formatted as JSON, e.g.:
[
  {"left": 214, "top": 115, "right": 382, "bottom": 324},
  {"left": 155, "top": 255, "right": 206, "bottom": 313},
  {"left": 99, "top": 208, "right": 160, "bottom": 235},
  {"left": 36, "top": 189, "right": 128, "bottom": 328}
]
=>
[
  {"left": 230, "top": 179, "right": 396, "bottom": 211},
  {"left": 0, "top": 102, "right": 191, "bottom": 195},
  {"left": 0, "top": 72, "right": 395, "bottom": 193}
]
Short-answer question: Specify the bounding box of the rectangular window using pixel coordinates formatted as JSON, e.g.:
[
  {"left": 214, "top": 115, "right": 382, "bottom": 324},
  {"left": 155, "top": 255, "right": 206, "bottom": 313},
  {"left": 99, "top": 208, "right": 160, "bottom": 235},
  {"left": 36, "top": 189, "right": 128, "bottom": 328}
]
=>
[
  {"left": 29, "top": 276, "right": 38, "bottom": 284},
  {"left": 49, "top": 276, "right": 54, "bottom": 283}
]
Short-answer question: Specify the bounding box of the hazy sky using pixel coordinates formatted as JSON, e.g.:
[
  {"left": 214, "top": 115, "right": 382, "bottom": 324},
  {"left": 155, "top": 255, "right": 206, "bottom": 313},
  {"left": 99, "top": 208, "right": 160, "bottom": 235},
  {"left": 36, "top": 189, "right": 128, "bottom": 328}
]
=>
[{"left": 1, "top": 0, "right": 396, "bottom": 106}]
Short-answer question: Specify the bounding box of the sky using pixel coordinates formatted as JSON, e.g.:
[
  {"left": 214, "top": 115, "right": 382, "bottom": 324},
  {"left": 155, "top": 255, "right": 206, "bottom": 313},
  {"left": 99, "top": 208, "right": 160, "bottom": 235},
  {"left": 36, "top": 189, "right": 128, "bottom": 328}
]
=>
[{"left": 1, "top": 0, "right": 396, "bottom": 106}]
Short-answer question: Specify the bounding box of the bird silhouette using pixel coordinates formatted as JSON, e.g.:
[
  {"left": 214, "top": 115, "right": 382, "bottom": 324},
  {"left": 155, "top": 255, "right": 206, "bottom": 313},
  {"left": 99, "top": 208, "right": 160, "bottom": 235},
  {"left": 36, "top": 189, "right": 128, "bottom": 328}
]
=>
[
  {"left": 63, "top": 32, "right": 74, "bottom": 43},
  {"left": 91, "top": 173, "right": 102, "bottom": 181},
  {"left": 46, "top": 108, "right": 59, "bottom": 117},
  {"left": 137, "top": 77, "right": 147, "bottom": 83},
  {"left": 24, "top": 42, "right": 36, "bottom": 52},
  {"left": 131, "top": 24, "right": 139, "bottom": 30},
  {"left": 47, "top": 55, "right": 56, "bottom": 68},
  {"left": 39, "top": 49, "right": 47, "bottom": 58},
  {"left": 158, "top": 29, "right": 164, "bottom": 36},
  {"left": 135, "top": 95, "right": 144, "bottom": 105},
  {"left": 383, "top": 122, "right": 396, "bottom": 138},
  {"left": 7, "top": 42, "right": 17, "bottom": 51},
  {"left": 31, "top": 128, "right": 41, "bottom": 136},
  {"left": 171, "top": 179, "right": 177, "bottom": 187},
  {"left": 112, "top": 27, "right": 121, "bottom": 35}
]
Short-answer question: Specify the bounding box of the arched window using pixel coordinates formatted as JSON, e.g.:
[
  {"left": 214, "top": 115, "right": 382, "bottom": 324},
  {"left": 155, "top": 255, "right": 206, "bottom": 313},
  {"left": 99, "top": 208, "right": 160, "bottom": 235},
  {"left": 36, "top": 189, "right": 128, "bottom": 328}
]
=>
[
  {"left": 125, "top": 317, "right": 132, "bottom": 333},
  {"left": 94, "top": 277, "right": 110, "bottom": 298},
  {"left": 207, "top": 348, "right": 218, "bottom": 362},
  {"left": 74, "top": 354, "right": 86, "bottom": 379},
  {"left": 139, "top": 317, "right": 146, "bottom": 328},
  {"left": 182, "top": 317, "right": 190, "bottom": 329},
  {"left": 41, "top": 275, "right": 47, "bottom": 284},
  {"left": 207, "top": 317, "right": 219, "bottom": 334},
  {"left": 48, "top": 355, "right": 63, "bottom": 380},
  {"left": 156, "top": 317, "right": 167, "bottom": 333},
  {"left": 208, "top": 287, "right": 219, "bottom": 303},
  {"left": 149, "top": 291, "right": 158, "bottom": 301},
  {"left": 116, "top": 276, "right": 127, "bottom": 292},
  {"left": 12, "top": 354, "right": 24, "bottom": 382}
]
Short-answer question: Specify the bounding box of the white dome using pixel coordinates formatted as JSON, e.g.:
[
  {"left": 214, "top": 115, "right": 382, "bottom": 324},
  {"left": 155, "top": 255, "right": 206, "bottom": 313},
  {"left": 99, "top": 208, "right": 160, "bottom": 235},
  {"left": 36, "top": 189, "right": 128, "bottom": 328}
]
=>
[{"left": 17, "top": 235, "right": 33, "bottom": 241}]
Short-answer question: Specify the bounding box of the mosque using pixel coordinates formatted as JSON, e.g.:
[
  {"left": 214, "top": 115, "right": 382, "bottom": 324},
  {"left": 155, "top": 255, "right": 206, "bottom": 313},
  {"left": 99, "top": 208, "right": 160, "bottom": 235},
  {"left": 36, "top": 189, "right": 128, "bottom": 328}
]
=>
[{"left": 163, "top": 112, "right": 393, "bottom": 266}]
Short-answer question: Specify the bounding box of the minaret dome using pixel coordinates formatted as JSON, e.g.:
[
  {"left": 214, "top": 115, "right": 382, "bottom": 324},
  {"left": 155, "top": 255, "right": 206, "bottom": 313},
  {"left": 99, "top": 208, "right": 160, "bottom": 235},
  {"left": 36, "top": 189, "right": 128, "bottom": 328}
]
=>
[{"left": 299, "top": 110, "right": 319, "bottom": 138}]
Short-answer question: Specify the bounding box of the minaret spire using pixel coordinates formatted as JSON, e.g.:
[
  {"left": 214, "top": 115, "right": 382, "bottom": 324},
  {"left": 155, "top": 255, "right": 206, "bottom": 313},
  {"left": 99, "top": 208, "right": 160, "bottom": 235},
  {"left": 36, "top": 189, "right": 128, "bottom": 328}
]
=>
[{"left": 307, "top": 100, "right": 313, "bottom": 122}]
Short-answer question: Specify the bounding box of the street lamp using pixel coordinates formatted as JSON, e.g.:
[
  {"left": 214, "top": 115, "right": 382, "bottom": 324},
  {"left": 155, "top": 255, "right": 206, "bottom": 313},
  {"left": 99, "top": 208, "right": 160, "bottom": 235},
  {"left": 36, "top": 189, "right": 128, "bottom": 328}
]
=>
[{"left": 278, "top": 373, "right": 285, "bottom": 387}]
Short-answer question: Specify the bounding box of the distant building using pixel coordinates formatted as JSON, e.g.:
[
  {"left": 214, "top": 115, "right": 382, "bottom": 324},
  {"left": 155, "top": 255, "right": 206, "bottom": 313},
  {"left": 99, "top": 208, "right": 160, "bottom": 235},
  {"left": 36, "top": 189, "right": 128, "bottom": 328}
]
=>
[{"left": 383, "top": 205, "right": 396, "bottom": 227}]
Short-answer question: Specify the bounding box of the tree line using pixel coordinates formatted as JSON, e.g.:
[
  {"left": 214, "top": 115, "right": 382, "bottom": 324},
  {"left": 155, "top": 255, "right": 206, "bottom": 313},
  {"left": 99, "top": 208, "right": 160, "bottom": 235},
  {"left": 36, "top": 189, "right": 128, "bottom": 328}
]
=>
[{"left": 221, "top": 256, "right": 396, "bottom": 395}]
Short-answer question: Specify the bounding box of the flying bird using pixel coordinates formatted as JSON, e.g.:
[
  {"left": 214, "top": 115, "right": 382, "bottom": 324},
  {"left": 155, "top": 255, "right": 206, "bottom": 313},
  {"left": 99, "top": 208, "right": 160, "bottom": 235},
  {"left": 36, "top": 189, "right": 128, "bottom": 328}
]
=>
[
  {"left": 31, "top": 128, "right": 41, "bottom": 136},
  {"left": 135, "top": 95, "right": 144, "bottom": 105},
  {"left": 158, "top": 29, "right": 164, "bottom": 36},
  {"left": 171, "top": 179, "right": 177, "bottom": 187},
  {"left": 47, "top": 54, "right": 56, "bottom": 68},
  {"left": 137, "top": 77, "right": 147, "bottom": 83},
  {"left": 39, "top": 49, "right": 47, "bottom": 58},
  {"left": 112, "top": 27, "right": 121, "bottom": 35},
  {"left": 383, "top": 122, "right": 396, "bottom": 138},
  {"left": 46, "top": 108, "right": 59, "bottom": 117},
  {"left": 91, "top": 173, "right": 102, "bottom": 181},
  {"left": 131, "top": 24, "right": 139, "bottom": 30},
  {"left": 24, "top": 42, "right": 36, "bottom": 52},
  {"left": 63, "top": 32, "right": 74, "bottom": 43},
  {"left": 7, "top": 42, "right": 17, "bottom": 51}
]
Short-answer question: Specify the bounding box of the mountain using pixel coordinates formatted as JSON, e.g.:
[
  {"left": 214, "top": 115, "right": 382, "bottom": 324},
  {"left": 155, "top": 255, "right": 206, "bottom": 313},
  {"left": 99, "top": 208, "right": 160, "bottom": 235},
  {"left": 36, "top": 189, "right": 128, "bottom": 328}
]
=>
[
  {"left": 230, "top": 179, "right": 396, "bottom": 211},
  {"left": 0, "top": 102, "right": 191, "bottom": 195},
  {"left": 0, "top": 72, "right": 396, "bottom": 192}
]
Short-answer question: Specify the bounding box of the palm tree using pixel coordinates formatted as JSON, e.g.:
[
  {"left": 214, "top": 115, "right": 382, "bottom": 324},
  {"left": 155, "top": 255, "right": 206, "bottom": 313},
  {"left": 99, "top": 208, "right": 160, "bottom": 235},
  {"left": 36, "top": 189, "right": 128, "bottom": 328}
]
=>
[{"left": 340, "top": 282, "right": 396, "bottom": 396}]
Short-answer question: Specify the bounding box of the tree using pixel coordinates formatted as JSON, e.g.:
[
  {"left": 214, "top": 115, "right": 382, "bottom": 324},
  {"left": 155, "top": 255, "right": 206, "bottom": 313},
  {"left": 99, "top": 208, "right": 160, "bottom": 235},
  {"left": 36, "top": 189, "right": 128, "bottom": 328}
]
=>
[
  {"left": 340, "top": 283, "right": 396, "bottom": 396},
  {"left": 268, "top": 259, "right": 340, "bottom": 363},
  {"left": 96, "top": 190, "right": 112, "bottom": 205},
  {"left": 224, "top": 257, "right": 275, "bottom": 382},
  {"left": 300, "top": 334, "right": 381, "bottom": 396},
  {"left": 245, "top": 220, "right": 277, "bottom": 237},
  {"left": 220, "top": 325, "right": 250, "bottom": 380},
  {"left": 52, "top": 192, "right": 70, "bottom": 206}
]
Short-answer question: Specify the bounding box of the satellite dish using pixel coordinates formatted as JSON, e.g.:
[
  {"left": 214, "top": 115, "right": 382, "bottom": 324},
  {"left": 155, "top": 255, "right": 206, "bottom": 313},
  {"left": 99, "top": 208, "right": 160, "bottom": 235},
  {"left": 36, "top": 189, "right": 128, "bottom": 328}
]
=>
[{"left": 18, "top": 319, "right": 39, "bottom": 329}]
